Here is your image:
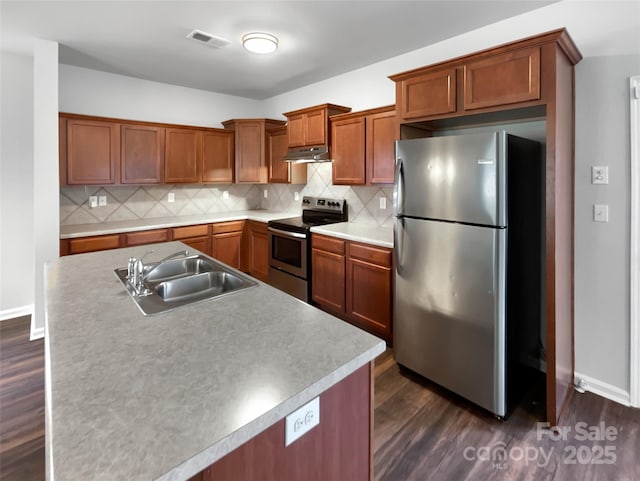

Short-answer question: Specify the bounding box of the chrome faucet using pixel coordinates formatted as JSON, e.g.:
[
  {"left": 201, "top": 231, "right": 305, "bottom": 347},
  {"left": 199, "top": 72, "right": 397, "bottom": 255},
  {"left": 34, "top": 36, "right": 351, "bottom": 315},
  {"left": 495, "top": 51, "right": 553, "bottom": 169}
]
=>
[
  {"left": 128, "top": 249, "right": 189, "bottom": 295},
  {"left": 142, "top": 250, "right": 189, "bottom": 280}
]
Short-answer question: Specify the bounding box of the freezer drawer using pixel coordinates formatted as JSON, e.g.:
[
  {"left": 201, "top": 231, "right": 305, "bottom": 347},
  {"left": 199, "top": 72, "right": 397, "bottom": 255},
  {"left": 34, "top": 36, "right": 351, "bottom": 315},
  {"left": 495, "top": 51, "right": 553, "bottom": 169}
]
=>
[{"left": 394, "top": 216, "right": 507, "bottom": 416}]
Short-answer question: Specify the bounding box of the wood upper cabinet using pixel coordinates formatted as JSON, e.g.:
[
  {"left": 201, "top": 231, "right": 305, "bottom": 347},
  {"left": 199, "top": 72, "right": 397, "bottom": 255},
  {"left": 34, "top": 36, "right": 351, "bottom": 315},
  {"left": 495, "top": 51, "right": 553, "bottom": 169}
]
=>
[
  {"left": 268, "top": 126, "right": 307, "bottom": 184},
  {"left": 346, "top": 242, "right": 392, "bottom": 342},
  {"left": 396, "top": 67, "right": 456, "bottom": 120},
  {"left": 463, "top": 46, "right": 540, "bottom": 110},
  {"left": 65, "top": 118, "right": 119, "bottom": 185},
  {"left": 283, "top": 104, "right": 351, "bottom": 148},
  {"left": 331, "top": 106, "right": 396, "bottom": 185},
  {"left": 202, "top": 129, "right": 234, "bottom": 183},
  {"left": 211, "top": 220, "right": 244, "bottom": 269},
  {"left": 311, "top": 234, "right": 346, "bottom": 314},
  {"left": 120, "top": 124, "right": 165, "bottom": 184},
  {"left": 165, "top": 128, "right": 202, "bottom": 183},
  {"left": 222, "top": 119, "right": 286, "bottom": 184}
]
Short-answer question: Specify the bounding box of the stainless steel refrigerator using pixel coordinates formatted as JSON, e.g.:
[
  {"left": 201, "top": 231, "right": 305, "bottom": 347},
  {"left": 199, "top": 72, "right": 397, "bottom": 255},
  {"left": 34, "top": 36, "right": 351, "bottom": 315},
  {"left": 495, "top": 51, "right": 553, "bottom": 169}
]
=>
[{"left": 393, "top": 131, "right": 542, "bottom": 418}]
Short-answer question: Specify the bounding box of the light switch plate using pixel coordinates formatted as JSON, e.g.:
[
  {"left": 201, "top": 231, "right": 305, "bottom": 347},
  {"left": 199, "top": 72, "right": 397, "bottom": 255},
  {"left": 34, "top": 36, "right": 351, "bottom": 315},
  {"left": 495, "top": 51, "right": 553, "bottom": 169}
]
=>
[
  {"left": 168, "top": 193, "right": 175, "bottom": 203},
  {"left": 263, "top": 189, "right": 268, "bottom": 199},
  {"left": 294, "top": 192, "right": 300, "bottom": 201},
  {"left": 89, "top": 196, "right": 98, "bottom": 208},
  {"left": 222, "top": 190, "right": 229, "bottom": 200},
  {"left": 594, "top": 204, "right": 609, "bottom": 222},
  {"left": 379, "top": 197, "right": 387, "bottom": 209},
  {"left": 98, "top": 195, "right": 107, "bottom": 206},
  {"left": 285, "top": 397, "right": 319, "bottom": 446},
  {"left": 591, "top": 166, "right": 609, "bottom": 184}
]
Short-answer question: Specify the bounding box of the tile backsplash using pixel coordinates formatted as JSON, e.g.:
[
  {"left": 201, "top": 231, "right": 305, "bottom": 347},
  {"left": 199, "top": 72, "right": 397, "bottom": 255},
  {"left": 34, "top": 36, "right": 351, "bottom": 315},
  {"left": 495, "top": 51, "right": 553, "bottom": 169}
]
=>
[{"left": 60, "top": 163, "right": 394, "bottom": 227}]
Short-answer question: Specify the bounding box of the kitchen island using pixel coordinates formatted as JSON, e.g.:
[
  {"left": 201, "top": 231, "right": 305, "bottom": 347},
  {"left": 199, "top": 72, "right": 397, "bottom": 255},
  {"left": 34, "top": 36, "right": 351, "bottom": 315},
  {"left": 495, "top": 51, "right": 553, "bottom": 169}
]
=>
[{"left": 44, "top": 241, "right": 385, "bottom": 481}]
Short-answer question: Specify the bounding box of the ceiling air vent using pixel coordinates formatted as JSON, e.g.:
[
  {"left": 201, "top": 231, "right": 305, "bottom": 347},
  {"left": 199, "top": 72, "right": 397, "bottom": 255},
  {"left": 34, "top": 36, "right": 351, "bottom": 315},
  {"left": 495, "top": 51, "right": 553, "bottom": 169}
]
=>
[{"left": 187, "top": 29, "right": 231, "bottom": 49}]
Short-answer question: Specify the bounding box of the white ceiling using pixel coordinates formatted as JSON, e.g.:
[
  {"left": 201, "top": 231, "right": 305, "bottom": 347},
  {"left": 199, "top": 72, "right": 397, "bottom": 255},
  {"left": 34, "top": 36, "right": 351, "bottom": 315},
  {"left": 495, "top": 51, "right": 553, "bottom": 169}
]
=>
[{"left": 1, "top": 1, "right": 558, "bottom": 100}]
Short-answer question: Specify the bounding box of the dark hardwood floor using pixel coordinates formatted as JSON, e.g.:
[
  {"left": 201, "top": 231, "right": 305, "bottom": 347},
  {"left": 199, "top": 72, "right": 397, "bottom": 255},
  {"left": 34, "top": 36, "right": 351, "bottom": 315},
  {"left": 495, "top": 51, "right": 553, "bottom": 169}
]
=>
[
  {"left": 0, "top": 316, "right": 45, "bottom": 481},
  {"left": 1, "top": 317, "right": 638, "bottom": 481}
]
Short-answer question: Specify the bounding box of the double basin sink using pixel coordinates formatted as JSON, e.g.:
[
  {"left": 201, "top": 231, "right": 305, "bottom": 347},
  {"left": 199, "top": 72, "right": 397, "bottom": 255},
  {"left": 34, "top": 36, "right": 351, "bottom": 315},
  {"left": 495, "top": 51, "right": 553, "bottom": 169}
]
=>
[{"left": 114, "top": 254, "right": 257, "bottom": 315}]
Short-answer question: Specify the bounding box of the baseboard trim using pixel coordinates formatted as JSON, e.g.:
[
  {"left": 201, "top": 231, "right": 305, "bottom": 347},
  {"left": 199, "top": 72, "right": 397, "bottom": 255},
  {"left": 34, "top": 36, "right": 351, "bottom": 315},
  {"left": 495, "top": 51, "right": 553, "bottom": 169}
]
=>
[
  {"left": 574, "top": 371, "right": 631, "bottom": 407},
  {"left": 30, "top": 325, "right": 45, "bottom": 341},
  {"left": 0, "top": 305, "right": 33, "bottom": 322}
]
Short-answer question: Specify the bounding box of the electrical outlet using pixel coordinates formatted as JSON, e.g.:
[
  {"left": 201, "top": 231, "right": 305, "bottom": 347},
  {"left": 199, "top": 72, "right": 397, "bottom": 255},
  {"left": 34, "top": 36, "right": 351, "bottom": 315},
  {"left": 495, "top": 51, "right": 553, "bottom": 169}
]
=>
[
  {"left": 379, "top": 197, "right": 387, "bottom": 209},
  {"left": 294, "top": 192, "right": 299, "bottom": 201},
  {"left": 89, "top": 196, "right": 98, "bottom": 208},
  {"left": 222, "top": 190, "right": 229, "bottom": 200},
  {"left": 168, "top": 193, "right": 175, "bottom": 203},
  {"left": 591, "top": 166, "right": 609, "bottom": 185},
  {"left": 263, "top": 189, "right": 268, "bottom": 199},
  {"left": 285, "top": 397, "right": 319, "bottom": 446},
  {"left": 593, "top": 204, "right": 609, "bottom": 222},
  {"left": 98, "top": 195, "right": 107, "bottom": 206}
]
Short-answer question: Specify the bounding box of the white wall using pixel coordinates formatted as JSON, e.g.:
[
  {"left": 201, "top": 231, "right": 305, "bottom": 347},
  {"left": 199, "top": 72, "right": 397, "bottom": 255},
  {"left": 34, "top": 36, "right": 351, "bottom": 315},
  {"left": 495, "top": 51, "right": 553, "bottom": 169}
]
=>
[
  {"left": 0, "top": 52, "right": 34, "bottom": 318},
  {"left": 59, "top": 64, "right": 263, "bottom": 127},
  {"left": 32, "top": 40, "right": 59, "bottom": 337}
]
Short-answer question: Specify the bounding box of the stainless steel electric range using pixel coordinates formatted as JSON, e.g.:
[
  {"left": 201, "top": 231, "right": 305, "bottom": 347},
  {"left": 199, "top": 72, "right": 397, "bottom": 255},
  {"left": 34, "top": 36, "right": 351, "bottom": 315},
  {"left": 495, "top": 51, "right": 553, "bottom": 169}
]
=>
[{"left": 268, "top": 196, "right": 347, "bottom": 302}]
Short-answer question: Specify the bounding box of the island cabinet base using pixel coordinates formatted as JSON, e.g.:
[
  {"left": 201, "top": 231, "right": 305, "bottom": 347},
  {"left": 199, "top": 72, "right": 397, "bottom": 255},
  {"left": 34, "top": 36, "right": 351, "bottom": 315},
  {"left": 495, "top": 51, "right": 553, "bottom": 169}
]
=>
[{"left": 197, "top": 363, "right": 373, "bottom": 481}]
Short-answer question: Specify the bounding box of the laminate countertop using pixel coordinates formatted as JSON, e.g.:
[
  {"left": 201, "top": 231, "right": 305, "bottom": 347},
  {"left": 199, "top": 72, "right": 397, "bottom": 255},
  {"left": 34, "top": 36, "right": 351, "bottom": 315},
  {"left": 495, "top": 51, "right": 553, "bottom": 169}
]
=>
[
  {"left": 311, "top": 222, "right": 394, "bottom": 248},
  {"left": 44, "top": 241, "right": 385, "bottom": 481},
  {"left": 59, "top": 210, "right": 294, "bottom": 239}
]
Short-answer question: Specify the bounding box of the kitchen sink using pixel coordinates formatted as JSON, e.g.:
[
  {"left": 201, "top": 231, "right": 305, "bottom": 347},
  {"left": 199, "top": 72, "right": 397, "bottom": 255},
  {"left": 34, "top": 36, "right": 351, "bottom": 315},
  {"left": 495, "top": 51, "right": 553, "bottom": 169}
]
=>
[{"left": 114, "top": 254, "right": 257, "bottom": 315}]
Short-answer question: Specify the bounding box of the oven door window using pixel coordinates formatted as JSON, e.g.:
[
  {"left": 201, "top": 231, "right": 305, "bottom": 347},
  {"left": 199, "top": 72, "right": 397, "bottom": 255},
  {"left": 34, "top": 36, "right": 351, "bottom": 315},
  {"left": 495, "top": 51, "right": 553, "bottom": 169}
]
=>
[{"left": 269, "top": 232, "right": 307, "bottom": 279}]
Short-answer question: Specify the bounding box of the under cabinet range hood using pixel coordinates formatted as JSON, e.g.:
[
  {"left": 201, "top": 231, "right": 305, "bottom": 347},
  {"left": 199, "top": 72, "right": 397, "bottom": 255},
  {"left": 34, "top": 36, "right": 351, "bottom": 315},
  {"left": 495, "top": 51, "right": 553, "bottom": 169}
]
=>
[{"left": 283, "top": 145, "right": 331, "bottom": 163}]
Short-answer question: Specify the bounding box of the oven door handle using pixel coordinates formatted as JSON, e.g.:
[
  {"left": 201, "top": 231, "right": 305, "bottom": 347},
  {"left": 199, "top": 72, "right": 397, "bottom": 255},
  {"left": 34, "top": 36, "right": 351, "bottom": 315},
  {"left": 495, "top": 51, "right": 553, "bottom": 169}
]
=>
[{"left": 268, "top": 227, "right": 307, "bottom": 239}]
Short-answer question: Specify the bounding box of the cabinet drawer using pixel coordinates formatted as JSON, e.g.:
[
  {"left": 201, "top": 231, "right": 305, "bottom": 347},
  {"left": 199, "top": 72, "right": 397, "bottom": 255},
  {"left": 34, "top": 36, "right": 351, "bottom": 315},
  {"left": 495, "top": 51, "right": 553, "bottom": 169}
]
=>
[
  {"left": 211, "top": 220, "right": 245, "bottom": 234},
  {"left": 347, "top": 242, "right": 392, "bottom": 267},
  {"left": 68, "top": 234, "right": 121, "bottom": 254},
  {"left": 172, "top": 224, "right": 209, "bottom": 239},
  {"left": 125, "top": 229, "right": 169, "bottom": 246},
  {"left": 312, "top": 234, "right": 345, "bottom": 255}
]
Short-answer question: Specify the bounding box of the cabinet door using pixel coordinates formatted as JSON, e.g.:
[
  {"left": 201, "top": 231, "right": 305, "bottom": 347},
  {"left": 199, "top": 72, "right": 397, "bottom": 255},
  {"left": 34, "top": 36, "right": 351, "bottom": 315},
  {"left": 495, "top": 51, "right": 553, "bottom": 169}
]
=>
[
  {"left": 249, "top": 222, "right": 269, "bottom": 282},
  {"left": 366, "top": 110, "right": 396, "bottom": 184},
  {"left": 235, "top": 121, "right": 266, "bottom": 183},
  {"left": 346, "top": 244, "right": 392, "bottom": 342},
  {"left": 203, "top": 130, "right": 234, "bottom": 183},
  {"left": 212, "top": 232, "right": 243, "bottom": 269},
  {"left": 268, "top": 126, "right": 290, "bottom": 183},
  {"left": 463, "top": 47, "right": 540, "bottom": 110},
  {"left": 332, "top": 116, "right": 365, "bottom": 185},
  {"left": 304, "top": 109, "right": 327, "bottom": 145},
  {"left": 312, "top": 248, "right": 346, "bottom": 314},
  {"left": 121, "top": 124, "right": 165, "bottom": 184},
  {"left": 66, "top": 118, "right": 119, "bottom": 184},
  {"left": 287, "top": 113, "right": 305, "bottom": 147},
  {"left": 398, "top": 67, "right": 456, "bottom": 120},
  {"left": 165, "top": 128, "right": 202, "bottom": 183},
  {"left": 180, "top": 236, "right": 211, "bottom": 256}
]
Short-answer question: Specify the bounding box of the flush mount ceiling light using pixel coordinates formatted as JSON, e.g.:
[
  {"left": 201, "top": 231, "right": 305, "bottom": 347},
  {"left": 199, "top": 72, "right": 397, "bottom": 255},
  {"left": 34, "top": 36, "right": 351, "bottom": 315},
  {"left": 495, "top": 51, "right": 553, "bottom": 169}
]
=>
[{"left": 242, "top": 32, "right": 278, "bottom": 54}]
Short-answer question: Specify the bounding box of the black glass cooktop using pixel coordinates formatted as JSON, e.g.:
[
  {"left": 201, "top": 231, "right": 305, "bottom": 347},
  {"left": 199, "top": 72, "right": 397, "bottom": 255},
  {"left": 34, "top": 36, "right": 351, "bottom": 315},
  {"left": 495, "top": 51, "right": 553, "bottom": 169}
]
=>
[{"left": 268, "top": 215, "right": 345, "bottom": 234}]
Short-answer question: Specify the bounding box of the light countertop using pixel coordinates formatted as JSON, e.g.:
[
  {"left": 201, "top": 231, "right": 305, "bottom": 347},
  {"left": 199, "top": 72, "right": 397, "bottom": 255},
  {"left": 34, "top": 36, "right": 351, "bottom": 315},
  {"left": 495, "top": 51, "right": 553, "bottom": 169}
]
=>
[
  {"left": 311, "top": 222, "right": 394, "bottom": 248},
  {"left": 59, "top": 210, "right": 295, "bottom": 239},
  {"left": 45, "top": 241, "right": 385, "bottom": 481}
]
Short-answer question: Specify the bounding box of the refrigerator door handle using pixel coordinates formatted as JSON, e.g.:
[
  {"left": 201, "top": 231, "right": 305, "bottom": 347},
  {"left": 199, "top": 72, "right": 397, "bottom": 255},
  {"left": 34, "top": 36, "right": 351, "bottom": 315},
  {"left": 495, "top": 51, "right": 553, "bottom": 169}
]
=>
[
  {"left": 393, "top": 216, "right": 404, "bottom": 274},
  {"left": 393, "top": 156, "right": 404, "bottom": 217}
]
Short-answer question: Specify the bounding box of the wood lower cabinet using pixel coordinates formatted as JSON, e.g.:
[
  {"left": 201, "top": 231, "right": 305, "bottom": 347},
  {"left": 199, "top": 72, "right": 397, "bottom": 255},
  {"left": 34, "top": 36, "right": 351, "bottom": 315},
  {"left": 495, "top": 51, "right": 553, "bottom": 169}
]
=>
[
  {"left": 211, "top": 221, "right": 244, "bottom": 269},
  {"left": 312, "top": 233, "right": 392, "bottom": 343},
  {"left": 200, "top": 364, "right": 372, "bottom": 481},
  {"left": 331, "top": 106, "right": 396, "bottom": 185},
  {"left": 120, "top": 124, "right": 165, "bottom": 184},
  {"left": 62, "top": 234, "right": 122, "bottom": 255},
  {"left": 171, "top": 224, "right": 211, "bottom": 255},
  {"left": 311, "top": 235, "right": 346, "bottom": 313},
  {"left": 346, "top": 242, "right": 392, "bottom": 341},
  {"left": 64, "top": 118, "right": 119, "bottom": 185},
  {"left": 124, "top": 229, "right": 169, "bottom": 246},
  {"left": 246, "top": 221, "right": 269, "bottom": 281}
]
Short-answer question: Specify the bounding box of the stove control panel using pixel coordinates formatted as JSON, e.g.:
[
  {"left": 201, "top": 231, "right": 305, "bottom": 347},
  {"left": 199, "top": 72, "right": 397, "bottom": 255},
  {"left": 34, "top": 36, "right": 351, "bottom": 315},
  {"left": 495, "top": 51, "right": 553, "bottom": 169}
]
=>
[{"left": 302, "top": 196, "right": 346, "bottom": 213}]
